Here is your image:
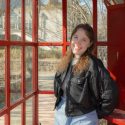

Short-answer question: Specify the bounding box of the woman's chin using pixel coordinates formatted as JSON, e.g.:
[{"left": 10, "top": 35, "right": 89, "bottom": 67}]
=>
[{"left": 73, "top": 52, "right": 81, "bottom": 56}]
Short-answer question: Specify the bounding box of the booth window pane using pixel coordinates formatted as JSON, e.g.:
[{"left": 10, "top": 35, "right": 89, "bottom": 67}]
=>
[
  {"left": 97, "top": 46, "right": 107, "bottom": 68},
  {"left": 67, "top": 0, "right": 93, "bottom": 41},
  {"left": 0, "top": 115, "right": 5, "bottom": 125},
  {"left": 38, "top": 0, "right": 62, "bottom": 42},
  {"left": 10, "top": 105, "right": 21, "bottom": 125},
  {"left": 0, "top": 47, "right": 5, "bottom": 109},
  {"left": 0, "top": 1, "right": 5, "bottom": 40},
  {"left": 25, "top": 0, "right": 32, "bottom": 42},
  {"left": 97, "top": 0, "right": 107, "bottom": 41},
  {"left": 10, "top": 0, "right": 21, "bottom": 41},
  {"left": 38, "top": 46, "right": 62, "bottom": 90},
  {"left": 10, "top": 46, "right": 21, "bottom": 103},
  {"left": 39, "top": 94, "right": 55, "bottom": 125},
  {"left": 25, "top": 46, "right": 32, "bottom": 93},
  {"left": 26, "top": 97, "right": 33, "bottom": 125}
]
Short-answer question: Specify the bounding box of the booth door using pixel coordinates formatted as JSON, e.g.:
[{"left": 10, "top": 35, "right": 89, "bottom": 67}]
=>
[{"left": 108, "top": 5, "right": 125, "bottom": 110}]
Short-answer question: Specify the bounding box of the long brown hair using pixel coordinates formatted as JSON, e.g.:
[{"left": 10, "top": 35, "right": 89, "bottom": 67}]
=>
[{"left": 57, "top": 23, "right": 96, "bottom": 75}]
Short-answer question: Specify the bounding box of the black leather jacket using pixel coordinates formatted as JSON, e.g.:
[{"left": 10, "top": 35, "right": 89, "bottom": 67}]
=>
[{"left": 54, "top": 55, "right": 119, "bottom": 119}]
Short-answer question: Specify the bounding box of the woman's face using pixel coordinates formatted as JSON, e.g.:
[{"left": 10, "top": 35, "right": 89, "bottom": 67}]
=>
[{"left": 71, "top": 28, "right": 91, "bottom": 58}]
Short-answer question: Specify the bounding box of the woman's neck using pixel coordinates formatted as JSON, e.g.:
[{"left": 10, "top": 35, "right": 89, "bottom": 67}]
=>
[
  {"left": 74, "top": 55, "right": 81, "bottom": 59},
  {"left": 72, "top": 55, "right": 80, "bottom": 65}
]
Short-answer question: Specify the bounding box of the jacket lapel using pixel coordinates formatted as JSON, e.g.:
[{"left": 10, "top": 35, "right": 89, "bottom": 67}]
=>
[{"left": 60, "top": 62, "right": 71, "bottom": 87}]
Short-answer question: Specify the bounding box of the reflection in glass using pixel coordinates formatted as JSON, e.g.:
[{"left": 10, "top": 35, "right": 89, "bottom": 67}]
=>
[
  {"left": 97, "top": 46, "right": 107, "bottom": 68},
  {"left": 0, "top": 0, "right": 5, "bottom": 40},
  {"left": 10, "top": 0, "right": 21, "bottom": 41},
  {"left": 0, "top": 47, "right": 5, "bottom": 109},
  {"left": 97, "top": 0, "right": 107, "bottom": 41},
  {"left": 25, "top": 0, "right": 32, "bottom": 41},
  {"left": 10, "top": 46, "right": 21, "bottom": 103},
  {"left": 38, "top": 46, "right": 62, "bottom": 90},
  {"left": 26, "top": 97, "right": 33, "bottom": 125},
  {"left": 0, "top": 115, "right": 4, "bottom": 125},
  {"left": 25, "top": 46, "right": 32, "bottom": 93},
  {"left": 10, "top": 105, "right": 21, "bottom": 125},
  {"left": 67, "top": 0, "right": 93, "bottom": 41},
  {"left": 39, "top": 94, "right": 55, "bottom": 124},
  {"left": 38, "top": 0, "right": 62, "bottom": 42}
]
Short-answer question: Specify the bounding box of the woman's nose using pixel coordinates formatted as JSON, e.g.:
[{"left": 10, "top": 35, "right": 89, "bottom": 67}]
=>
[
  {"left": 74, "top": 40, "right": 81, "bottom": 45},
  {"left": 74, "top": 42, "right": 81, "bottom": 48}
]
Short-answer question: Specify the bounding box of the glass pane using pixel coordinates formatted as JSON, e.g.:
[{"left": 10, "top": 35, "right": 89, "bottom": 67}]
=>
[
  {"left": 26, "top": 97, "right": 33, "bottom": 125},
  {"left": 0, "top": 47, "right": 5, "bottom": 109},
  {"left": 0, "top": 0, "right": 5, "bottom": 40},
  {"left": 67, "top": 0, "right": 93, "bottom": 41},
  {"left": 97, "top": 46, "right": 107, "bottom": 68},
  {"left": 38, "top": 46, "right": 62, "bottom": 90},
  {"left": 38, "top": 0, "right": 62, "bottom": 42},
  {"left": 97, "top": 0, "right": 107, "bottom": 41},
  {"left": 39, "top": 94, "right": 55, "bottom": 125},
  {"left": 10, "top": 105, "right": 21, "bottom": 125},
  {"left": 25, "top": 0, "right": 32, "bottom": 41},
  {"left": 10, "top": 0, "right": 21, "bottom": 41},
  {"left": 0, "top": 115, "right": 5, "bottom": 125},
  {"left": 10, "top": 46, "right": 21, "bottom": 103},
  {"left": 25, "top": 46, "right": 32, "bottom": 93}
]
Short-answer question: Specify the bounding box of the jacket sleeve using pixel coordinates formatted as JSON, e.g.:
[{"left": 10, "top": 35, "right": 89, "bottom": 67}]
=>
[
  {"left": 54, "top": 73, "right": 58, "bottom": 97},
  {"left": 54, "top": 72, "right": 61, "bottom": 97},
  {"left": 96, "top": 60, "right": 119, "bottom": 119}
]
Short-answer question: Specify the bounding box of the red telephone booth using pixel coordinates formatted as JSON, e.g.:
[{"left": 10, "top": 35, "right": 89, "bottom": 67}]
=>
[{"left": 0, "top": 0, "right": 125, "bottom": 125}]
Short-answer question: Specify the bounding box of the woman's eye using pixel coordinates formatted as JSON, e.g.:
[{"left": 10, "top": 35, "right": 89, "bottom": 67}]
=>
[
  {"left": 73, "top": 36, "right": 78, "bottom": 39},
  {"left": 82, "top": 39, "right": 87, "bottom": 42}
]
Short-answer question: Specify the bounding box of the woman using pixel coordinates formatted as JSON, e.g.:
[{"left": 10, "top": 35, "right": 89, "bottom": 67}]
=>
[{"left": 54, "top": 23, "right": 118, "bottom": 125}]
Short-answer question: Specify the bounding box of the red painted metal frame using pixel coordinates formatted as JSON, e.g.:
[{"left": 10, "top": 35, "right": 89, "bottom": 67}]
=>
[
  {"left": 93, "top": 0, "right": 97, "bottom": 36},
  {"left": 38, "top": 42, "right": 63, "bottom": 46},
  {"left": 102, "top": 1, "right": 125, "bottom": 125},
  {"left": 4, "top": 0, "right": 10, "bottom": 124},
  {"left": 21, "top": 0, "right": 26, "bottom": 125},
  {"left": 0, "top": 0, "right": 39, "bottom": 125},
  {"left": 38, "top": 90, "right": 54, "bottom": 95},
  {"left": 0, "top": 92, "right": 36, "bottom": 117},
  {"left": 0, "top": 41, "right": 37, "bottom": 46},
  {"left": 108, "top": 0, "right": 125, "bottom": 105},
  {"left": 93, "top": 0, "right": 97, "bottom": 56},
  {"left": 32, "top": 0, "right": 38, "bottom": 125},
  {"left": 62, "top": 0, "right": 67, "bottom": 56}
]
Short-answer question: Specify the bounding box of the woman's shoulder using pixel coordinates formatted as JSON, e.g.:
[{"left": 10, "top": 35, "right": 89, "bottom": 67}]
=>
[
  {"left": 89, "top": 54, "right": 103, "bottom": 68},
  {"left": 89, "top": 54, "right": 108, "bottom": 73},
  {"left": 89, "top": 54, "right": 110, "bottom": 77}
]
